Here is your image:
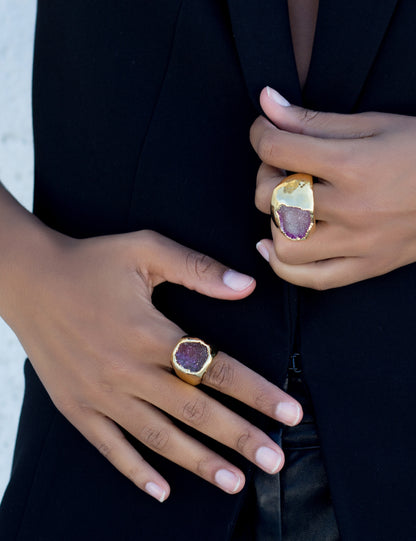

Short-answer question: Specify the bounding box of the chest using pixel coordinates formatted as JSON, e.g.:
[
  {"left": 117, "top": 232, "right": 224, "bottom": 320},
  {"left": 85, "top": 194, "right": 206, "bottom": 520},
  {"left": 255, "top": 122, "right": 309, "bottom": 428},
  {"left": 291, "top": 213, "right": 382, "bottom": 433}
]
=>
[{"left": 288, "top": 0, "right": 320, "bottom": 87}]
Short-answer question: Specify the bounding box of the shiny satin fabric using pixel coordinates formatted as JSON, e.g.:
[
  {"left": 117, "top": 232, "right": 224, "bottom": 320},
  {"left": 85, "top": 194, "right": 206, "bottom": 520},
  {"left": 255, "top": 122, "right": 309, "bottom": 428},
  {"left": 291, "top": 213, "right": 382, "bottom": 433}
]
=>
[{"left": 232, "top": 370, "right": 340, "bottom": 540}]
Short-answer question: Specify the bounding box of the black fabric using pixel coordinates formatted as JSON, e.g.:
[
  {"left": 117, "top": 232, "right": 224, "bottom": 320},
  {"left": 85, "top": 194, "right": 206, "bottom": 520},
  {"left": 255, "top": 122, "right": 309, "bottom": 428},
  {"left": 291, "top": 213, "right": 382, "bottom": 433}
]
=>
[
  {"left": 1, "top": 1, "right": 416, "bottom": 539},
  {"left": 279, "top": 373, "right": 340, "bottom": 541},
  {"left": 232, "top": 368, "right": 340, "bottom": 541}
]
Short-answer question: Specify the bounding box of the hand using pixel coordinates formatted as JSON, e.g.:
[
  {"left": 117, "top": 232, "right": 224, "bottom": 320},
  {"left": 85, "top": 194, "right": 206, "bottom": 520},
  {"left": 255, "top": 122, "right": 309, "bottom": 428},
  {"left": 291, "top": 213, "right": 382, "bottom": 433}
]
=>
[
  {"left": 251, "top": 86, "right": 416, "bottom": 289},
  {"left": 5, "top": 228, "right": 302, "bottom": 502}
]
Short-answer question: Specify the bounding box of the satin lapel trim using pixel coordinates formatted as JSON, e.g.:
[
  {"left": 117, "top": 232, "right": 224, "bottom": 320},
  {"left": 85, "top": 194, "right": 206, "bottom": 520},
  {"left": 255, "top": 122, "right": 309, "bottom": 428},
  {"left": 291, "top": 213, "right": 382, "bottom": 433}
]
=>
[
  {"left": 303, "top": 0, "right": 399, "bottom": 112},
  {"left": 227, "top": 0, "right": 302, "bottom": 112}
]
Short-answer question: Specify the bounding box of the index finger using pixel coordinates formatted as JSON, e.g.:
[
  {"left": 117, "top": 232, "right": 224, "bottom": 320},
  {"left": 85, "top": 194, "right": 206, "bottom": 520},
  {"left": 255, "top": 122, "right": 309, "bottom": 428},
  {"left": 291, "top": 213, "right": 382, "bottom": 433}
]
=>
[
  {"left": 250, "top": 116, "right": 352, "bottom": 181},
  {"left": 202, "top": 352, "right": 303, "bottom": 427}
]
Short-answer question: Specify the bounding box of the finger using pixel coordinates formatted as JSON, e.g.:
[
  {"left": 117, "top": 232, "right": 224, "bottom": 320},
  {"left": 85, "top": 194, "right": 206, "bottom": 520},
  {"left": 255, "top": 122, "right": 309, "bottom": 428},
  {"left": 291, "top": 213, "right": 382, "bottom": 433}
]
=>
[
  {"left": 136, "top": 230, "right": 256, "bottom": 299},
  {"left": 147, "top": 372, "right": 286, "bottom": 475},
  {"left": 255, "top": 163, "right": 286, "bottom": 214},
  {"left": 257, "top": 238, "right": 369, "bottom": 289},
  {"left": 250, "top": 116, "right": 353, "bottom": 180},
  {"left": 202, "top": 351, "right": 302, "bottom": 426},
  {"left": 255, "top": 164, "right": 334, "bottom": 221},
  {"left": 260, "top": 86, "right": 385, "bottom": 139},
  {"left": 114, "top": 398, "right": 246, "bottom": 494},
  {"left": 74, "top": 411, "right": 171, "bottom": 502},
  {"left": 269, "top": 221, "right": 355, "bottom": 265},
  {"left": 129, "top": 323, "right": 302, "bottom": 428},
  {"left": 124, "top": 324, "right": 302, "bottom": 427}
]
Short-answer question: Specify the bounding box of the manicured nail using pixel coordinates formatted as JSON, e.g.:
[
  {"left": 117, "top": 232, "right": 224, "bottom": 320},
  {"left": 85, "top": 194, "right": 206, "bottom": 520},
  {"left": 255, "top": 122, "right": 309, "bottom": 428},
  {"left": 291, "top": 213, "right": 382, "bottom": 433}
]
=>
[
  {"left": 223, "top": 269, "right": 254, "bottom": 291},
  {"left": 255, "top": 447, "right": 283, "bottom": 474},
  {"left": 266, "top": 86, "right": 291, "bottom": 107},
  {"left": 145, "top": 482, "right": 167, "bottom": 503},
  {"left": 215, "top": 469, "right": 242, "bottom": 493},
  {"left": 256, "top": 241, "right": 270, "bottom": 262},
  {"left": 275, "top": 402, "right": 302, "bottom": 426}
]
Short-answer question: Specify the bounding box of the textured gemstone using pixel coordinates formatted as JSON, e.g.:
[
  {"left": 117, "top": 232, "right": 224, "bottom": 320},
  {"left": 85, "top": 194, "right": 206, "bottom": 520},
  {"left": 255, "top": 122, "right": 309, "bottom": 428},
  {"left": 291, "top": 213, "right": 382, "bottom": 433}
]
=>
[
  {"left": 278, "top": 206, "right": 312, "bottom": 240},
  {"left": 175, "top": 341, "right": 209, "bottom": 373}
]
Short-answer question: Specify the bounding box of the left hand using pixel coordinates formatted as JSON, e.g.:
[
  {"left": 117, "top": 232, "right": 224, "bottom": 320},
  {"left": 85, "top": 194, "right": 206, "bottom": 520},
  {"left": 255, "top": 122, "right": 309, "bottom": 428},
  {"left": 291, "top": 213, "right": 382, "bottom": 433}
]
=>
[{"left": 250, "top": 86, "right": 416, "bottom": 290}]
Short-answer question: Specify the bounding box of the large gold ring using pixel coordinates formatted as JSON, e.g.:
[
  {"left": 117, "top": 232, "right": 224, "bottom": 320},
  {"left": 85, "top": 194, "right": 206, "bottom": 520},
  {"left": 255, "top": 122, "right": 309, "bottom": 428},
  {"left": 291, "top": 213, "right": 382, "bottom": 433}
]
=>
[
  {"left": 270, "top": 173, "right": 315, "bottom": 241},
  {"left": 171, "top": 336, "right": 217, "bottom": 385}
]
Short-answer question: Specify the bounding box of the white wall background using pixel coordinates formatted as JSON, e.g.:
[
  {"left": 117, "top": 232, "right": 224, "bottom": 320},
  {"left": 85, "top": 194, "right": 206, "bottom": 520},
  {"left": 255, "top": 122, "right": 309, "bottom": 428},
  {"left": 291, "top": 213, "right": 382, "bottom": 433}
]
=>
[{"left": 0, "top": 0, "right": 37, "bottom": 501}]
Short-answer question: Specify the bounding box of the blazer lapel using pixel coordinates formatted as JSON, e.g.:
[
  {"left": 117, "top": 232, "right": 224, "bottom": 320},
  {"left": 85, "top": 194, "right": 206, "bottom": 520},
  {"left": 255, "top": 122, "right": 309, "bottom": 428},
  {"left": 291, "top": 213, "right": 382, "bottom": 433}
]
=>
[
  {"left": 227, "top": 0, "right": 302, "bottom": 111},
  {"left": 303, "top": 0, "right": 399, "bottom": 112}
]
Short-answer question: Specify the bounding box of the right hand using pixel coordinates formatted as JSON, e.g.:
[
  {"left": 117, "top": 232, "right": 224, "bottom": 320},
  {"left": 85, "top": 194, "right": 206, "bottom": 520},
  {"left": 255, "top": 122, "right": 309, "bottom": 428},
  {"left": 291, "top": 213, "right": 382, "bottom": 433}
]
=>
[{"left": 5, "top": 228, "right": 302, "bottom": 502}]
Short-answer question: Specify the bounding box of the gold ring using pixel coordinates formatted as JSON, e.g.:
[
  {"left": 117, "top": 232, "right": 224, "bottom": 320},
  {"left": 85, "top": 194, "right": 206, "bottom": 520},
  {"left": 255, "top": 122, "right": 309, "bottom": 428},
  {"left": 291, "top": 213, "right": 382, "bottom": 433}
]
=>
[
  {"left": 270, "top": 173, "right": 315, "bottom": 241},
  {"left": 171, "top": 336, "right": 217, "bottom": 385}
]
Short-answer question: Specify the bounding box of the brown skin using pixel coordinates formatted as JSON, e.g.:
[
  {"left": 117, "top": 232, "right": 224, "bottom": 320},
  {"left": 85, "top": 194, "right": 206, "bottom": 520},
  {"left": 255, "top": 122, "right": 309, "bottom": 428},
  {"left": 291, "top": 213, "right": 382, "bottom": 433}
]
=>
[
  {"left": 0, "top": 183, "right": 302, "bottom": 502},
  {"left": 288, "top": 0, "right": 320, "bottom": 88},
  {"left": 0, "top": 1, "right": 319, "bottom": 504},
  {"left": 252, "top": 87, "right": 416, "bottom": 289}
]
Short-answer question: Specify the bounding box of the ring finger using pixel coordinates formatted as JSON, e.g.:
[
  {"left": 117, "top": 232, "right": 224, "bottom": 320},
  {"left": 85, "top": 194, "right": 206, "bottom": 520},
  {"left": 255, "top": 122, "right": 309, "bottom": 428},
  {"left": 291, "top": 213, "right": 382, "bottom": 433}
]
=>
[
  {"left": 255, "top": 164, "right": 335, "bottom": 222},
  {"left": 113, "top": 397, "right": 247, "bottom": 494},
  {"left": 270, "top": 220, "right": 356, "bottom": 265},
  {"left": 146, "top": 371, "right": 286, "bottom": 475}
]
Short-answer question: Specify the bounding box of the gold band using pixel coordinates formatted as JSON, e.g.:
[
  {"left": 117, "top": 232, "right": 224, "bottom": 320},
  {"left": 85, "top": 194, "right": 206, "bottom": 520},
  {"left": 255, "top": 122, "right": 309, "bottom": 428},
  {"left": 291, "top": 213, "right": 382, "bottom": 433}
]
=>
[
  {"left": 270, "top": 173, "right": 315, "bottom": 241},
  {"left": 171, "top": 336, "right": 216, "bottom": 385}
]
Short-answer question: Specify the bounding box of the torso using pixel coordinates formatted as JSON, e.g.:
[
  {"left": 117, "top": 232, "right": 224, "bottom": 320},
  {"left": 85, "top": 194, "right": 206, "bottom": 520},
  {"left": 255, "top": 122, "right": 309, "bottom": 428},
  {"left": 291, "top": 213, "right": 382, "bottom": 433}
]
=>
[{"left": 288, "top": 0, "right": 319, "bottom": 88}]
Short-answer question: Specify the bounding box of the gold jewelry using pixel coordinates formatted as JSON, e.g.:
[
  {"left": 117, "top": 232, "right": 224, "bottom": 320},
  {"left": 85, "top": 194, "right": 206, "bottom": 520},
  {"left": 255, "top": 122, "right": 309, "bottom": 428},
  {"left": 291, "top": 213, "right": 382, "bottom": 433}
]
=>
[
  {"left": 270, "top": 173, "right": 315, "bottom": 241},
  {"left": 171, "top": 336, "right": 217, "bottom": 385}
]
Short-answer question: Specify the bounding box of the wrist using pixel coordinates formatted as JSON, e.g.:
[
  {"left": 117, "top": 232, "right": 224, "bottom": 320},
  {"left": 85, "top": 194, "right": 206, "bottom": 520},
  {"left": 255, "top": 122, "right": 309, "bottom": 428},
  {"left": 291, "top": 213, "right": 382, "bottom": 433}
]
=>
[{"left": 0, "top": 186, "right": 68, "bottom": 327}]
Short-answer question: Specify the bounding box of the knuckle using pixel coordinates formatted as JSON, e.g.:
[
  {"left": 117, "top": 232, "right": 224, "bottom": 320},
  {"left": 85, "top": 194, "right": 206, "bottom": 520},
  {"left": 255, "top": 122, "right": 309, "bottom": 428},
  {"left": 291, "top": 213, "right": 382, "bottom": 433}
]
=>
[
  {"left": 351, "top": 230, "right": 374, "bottom": 254},
  {"left": 310, "top": 270, "right": 332, "bottom": 291},
  {"left": 182, "top": 398, "right": 209, "bottom": 427},
  {"left": 97, "top": 442, "right": 113, "bottom": 459},
  {"left": 135, "top": 229, "right": 159, "bottom": 250},
  {"left": 126, "top": 466, "right": 141, "bottom": 484},
  {"left": 329, "top": 143, "right": 358, "bottom": 179},
  {"left": 255, "top": 183, "right": 271, "bottom": 212},
  {"left": 275, "top": 241, "right": 294, "bottom": 264},
  {"left": 299, "top": 108, "right": 320, "bottom": 131},
  {"left": 250, "top": 117, "right": 266, "bottom": 146},
  {"left": 310, "top": 276, "right": 326, "bottom": 291},
  {"left": 97, "top": 381, "right": 114, "bottom": 395},
  {"left": 103, "top": 355, "right": 127, "bottom": 375},
  {"left": 257, "top": 133, "right": 277, "bottom": 163},
  {"left": 53, "top": 395, "right": 73, "bottom": 415},
  {"left": 205, "top": 359, "right": 235, "bottom": 389},
  {"left": 254, "top": 189, "right": 262, "bottom": 210},
  {"left": 54, "top": 396, "right": 86, "bottom": 419},
  {"left": 254, "top": 388, "right": 273, "bottom": 412},
  {"left": 195, "top": 456, "right": 211, "bottom": 478},
  {"left": 140, "top": 425, "right": 170, "bottom": 452},
  {"left": 100, "top": 358, "right": 130, "bottom": 386},
  {"left": 333, "top": 146, "right": 352, "bottom": 171},
  {"left": 236, "top": 431, "right": 253, "bottom": 453},
  {"left": 256, "top": 162, "right": 271, "bottom": 188},
  {"left": 186, "top": 251, "right": 215, "bottom": 280}
]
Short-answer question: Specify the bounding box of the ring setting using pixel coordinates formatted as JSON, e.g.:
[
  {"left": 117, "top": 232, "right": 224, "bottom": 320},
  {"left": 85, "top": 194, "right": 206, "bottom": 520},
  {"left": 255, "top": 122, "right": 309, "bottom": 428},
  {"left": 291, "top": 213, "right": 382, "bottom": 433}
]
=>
[
  {"left": 270, "top": 173, "right": 315, "bottom": 241},
  {"left": 171, "top": 336, "right": 217, "bottom": 385}
]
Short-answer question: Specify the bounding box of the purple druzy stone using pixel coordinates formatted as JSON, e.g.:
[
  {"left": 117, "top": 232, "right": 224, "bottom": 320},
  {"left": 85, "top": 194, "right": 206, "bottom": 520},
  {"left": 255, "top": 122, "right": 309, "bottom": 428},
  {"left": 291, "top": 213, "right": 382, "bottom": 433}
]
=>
[
  {"left": 175, "top": 341, "right": 209, "bottom": 372},
  {"left": 278, "top": 206, "right": 312, "bottom": 240}
]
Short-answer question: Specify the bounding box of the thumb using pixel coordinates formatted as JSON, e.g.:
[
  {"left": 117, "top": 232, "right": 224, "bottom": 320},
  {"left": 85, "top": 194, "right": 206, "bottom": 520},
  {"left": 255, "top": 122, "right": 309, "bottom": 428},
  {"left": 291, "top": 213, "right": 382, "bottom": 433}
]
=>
[
  {"left": 137, "top": 230, "right": 256, "bottom": 300},
  {"left": 260, "top": 86, "right": 378, "bottom": 139}
]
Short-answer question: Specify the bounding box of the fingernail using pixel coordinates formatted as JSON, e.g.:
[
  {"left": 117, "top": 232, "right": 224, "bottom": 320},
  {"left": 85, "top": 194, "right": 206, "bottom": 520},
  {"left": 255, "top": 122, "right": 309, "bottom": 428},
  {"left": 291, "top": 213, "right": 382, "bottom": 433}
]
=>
[
  {"left": 275, "top": 402, "right": 302, "bottom": 426},
  {"left": 215, "top": 469, "right": 242, "bottom": 493},
  {"left": 255, "top": 447, "right": 283, "bottom": 474},
  {"left": 256, "top": 241, "right": 270, "bottom": 262},
  {"left": 223, "top": 269, "right": 254, "bottom": 291},
  {"left": 145, "top": 481, "right": 167, "bottom": 503},
  {"left": 266, "top": 86, "right": 291, "bottom": 107}
]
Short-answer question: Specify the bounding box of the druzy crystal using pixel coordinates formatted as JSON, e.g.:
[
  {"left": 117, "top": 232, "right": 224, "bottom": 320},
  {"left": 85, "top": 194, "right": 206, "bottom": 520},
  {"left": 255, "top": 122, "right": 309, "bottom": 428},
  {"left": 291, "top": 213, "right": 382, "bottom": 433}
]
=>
[
  {"left": 278, "top": 206, "right": 312, "bottom": 240},
  {"left": 174, "top": 341, "right": 209, "bottom": 372}
]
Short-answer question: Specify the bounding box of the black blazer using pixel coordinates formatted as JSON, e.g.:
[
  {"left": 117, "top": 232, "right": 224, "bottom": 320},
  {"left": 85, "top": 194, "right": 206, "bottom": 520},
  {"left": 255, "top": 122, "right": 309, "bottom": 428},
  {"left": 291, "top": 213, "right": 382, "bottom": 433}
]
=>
[{"left": 1, "top": 1, "right": 416, "bottom": 539}]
